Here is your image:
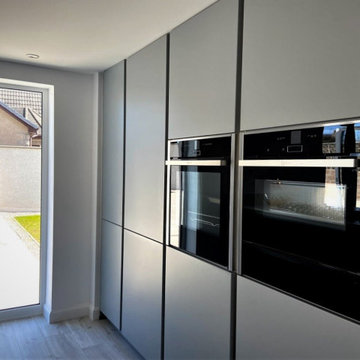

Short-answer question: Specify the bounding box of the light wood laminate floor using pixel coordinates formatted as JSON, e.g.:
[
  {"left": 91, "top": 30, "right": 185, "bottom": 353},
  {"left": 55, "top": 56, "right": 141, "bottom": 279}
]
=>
[{"left": 0, "top": 316, "right": 143, "bottom": 359}]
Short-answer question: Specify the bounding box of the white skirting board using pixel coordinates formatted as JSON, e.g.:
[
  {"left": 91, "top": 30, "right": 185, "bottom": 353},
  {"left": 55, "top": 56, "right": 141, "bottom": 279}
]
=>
[
  {"left": 43, "top": 303, "right": 90, "bottom": 324},
  {"left": 89, "top": 305, "right": 100, "bottom": 321}
]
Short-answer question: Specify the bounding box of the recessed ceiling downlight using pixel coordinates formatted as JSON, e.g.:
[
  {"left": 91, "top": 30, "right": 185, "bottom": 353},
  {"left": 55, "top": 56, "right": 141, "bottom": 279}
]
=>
[{"left": 26, "top": 53, "right": 39, "bottom": 59}]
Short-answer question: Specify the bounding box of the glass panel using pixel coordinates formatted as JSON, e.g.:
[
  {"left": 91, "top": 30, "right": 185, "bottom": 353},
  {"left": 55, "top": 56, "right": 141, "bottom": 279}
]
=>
[
  {"left": 170, "top": 165, "right": 228, "bottom": 267},
  {"left": 0, "top": 87, "right": 42, "bottom": 310},
  {"left": 181, "top": 170, "right": 221, "bottom": 252},
  {"left": 242, "top": 164, "right": 360, "bottom": 322},
  {"left": 170, "top": 166, "right": 181, "bottom": 247},
  {"left": 254, "top": 170, "right": 346, "bottom": 229}
]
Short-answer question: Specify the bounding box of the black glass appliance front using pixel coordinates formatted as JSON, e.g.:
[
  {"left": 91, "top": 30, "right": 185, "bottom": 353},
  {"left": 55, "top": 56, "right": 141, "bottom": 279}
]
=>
[
  {"left": 241, "top": 123, "right": 360, "bottom": 322},
  {"left": 169, "top": 136, "right": 231, "bottom": 268}
]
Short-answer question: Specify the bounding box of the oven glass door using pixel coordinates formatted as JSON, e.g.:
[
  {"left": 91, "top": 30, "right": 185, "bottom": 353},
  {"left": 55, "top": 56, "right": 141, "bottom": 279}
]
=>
[
  {"left": 170, "top": 164, "right": 230, "bottom": 267},
  {"left": 242, "top": 164, "right": 360, "bottom": 321}
]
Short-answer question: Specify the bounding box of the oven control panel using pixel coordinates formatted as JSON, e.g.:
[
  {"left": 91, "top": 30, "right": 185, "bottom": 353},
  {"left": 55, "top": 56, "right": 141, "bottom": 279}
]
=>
[
  {"left": 170, "top": 136, "right": 231, "bottom": 159},
  {"left": 244, "top": 122, "right": 360, "bottom": 159}
]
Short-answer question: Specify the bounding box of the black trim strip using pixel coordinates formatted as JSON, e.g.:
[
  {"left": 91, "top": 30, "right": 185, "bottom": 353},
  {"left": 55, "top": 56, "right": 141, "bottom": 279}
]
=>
[
  {"left": 169, "top": 130, "right": 236, "bottom": 141},
  {"left": 161, "top": 33, "right": 170, "bottom": 360},
  {"left": 120, "top": 59, "right": 127, "bottom": 331},
  {"left": 234, "top": 0, "right": 244, "bottom": 134},
  {"left": 101, "top": 218, "right": 122, "bottom": 228},
  {"left": 123, "top": 227, "right": 162, "bottom": 245},
  {"left": 167, "top": 245, "right": 233, "bottom": 274},
  {"left": 231, "top": 1, "right": 244, "bottom": 357},
  {"left": 230, "top": 272, "right": 237, "bottom": 360}
]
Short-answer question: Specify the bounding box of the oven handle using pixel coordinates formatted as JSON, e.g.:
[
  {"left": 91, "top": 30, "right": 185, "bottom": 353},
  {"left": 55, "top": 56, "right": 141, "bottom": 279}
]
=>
[
  {"left": 238, "top": 158, "right": 358, "bottom": 168},
  {"left": 166, "top": 160, "right": 227, "bottom": 166}
]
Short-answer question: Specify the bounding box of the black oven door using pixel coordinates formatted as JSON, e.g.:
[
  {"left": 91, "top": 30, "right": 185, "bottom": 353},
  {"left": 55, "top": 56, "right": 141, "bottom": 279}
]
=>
[
  {"left": 168, "top": 160, "right": 230, "bottom": 268},
  {"left": 240, "top": 158, "right": 360, "bottom": 322}
]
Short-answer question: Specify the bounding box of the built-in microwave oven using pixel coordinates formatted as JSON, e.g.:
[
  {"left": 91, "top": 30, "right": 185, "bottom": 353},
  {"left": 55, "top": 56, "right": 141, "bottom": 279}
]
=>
[
  {"left": 239, "top": 121, "right": 360, "bottom": 323},
  {"left": 166, "top": 135, "right": 234, "bottom": 269}
]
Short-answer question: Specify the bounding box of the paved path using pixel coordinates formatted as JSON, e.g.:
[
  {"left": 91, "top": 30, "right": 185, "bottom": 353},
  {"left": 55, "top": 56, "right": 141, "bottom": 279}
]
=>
[{"left": 0, "top": 213, "right": 39, "bottom": 310}]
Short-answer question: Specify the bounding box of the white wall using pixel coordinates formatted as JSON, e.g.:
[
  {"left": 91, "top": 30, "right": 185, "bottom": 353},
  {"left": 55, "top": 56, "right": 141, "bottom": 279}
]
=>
[{"left": 0, "top": 61, "right": 97, "bottom": 321}]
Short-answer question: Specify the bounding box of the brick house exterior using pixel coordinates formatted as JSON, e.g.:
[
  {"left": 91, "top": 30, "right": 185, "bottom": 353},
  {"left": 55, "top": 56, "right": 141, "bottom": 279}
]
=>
[{"left": 0, "top": 101, "right": 39, "bottom": 146}]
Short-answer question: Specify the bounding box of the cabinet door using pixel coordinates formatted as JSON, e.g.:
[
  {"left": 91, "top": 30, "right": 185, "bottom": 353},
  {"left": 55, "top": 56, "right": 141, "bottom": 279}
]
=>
[
  {"left": 169, "top": 0, "right": 239, "bottom": 139},
  {"left": 102, "top": 61, "right": 124, "bottom": 225},
  {"left": 122, "top": 230, "right": 163, "bottom": 360},
  {"left": 124, "top": 36, "right": 166, "bottom": 243},
  {"left": 236, "top": 276, "right": 360, "bottom": 359},
  {"left": 100, "top": 220, "right": 121, "bottom": 329},
  {"left": 164, "top": 247, "right": 231, "bottom": 359},
  {"left": 241, "top": 0, "right": 360, "bottom": 131}
]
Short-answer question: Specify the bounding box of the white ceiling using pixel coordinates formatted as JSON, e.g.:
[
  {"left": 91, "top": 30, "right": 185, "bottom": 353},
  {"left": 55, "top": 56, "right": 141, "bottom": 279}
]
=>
[{"left": 0, "top": 0, "right": 217, "bottom": 73}]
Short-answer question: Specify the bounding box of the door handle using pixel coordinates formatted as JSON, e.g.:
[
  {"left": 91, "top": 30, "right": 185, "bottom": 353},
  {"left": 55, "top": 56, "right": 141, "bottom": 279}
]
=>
[
  {"left": 166, "top": 160, "right": 227, "bottom": 166},
  {"left": 238, "top": 158, "right": 358, "bottom": 168}
]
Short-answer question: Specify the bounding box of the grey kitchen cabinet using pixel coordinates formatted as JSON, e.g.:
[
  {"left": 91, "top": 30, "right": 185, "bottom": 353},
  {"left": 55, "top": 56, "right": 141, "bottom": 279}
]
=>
[
  {"left": 236, "top": 276, "right": 360, "bottom": 359},
  {"left": 100, "top": 220, "right": 122, "bottom": 329},
  {"left": 124, "top": 36, "right": 166, "bottom": 243},
  {"left": 241, "top": 0, "right": 360, "bottom": 131},
  {"left": 168, "top": 0, "right": 239, "bottom": 140},
  {"left": 102, "top": 61, "right": 125, "bottom": 225},
  {"left": 122, "top": 230, "right": 163, "bottom": 360},
  {"left": 164, "top": 247, "right": 231, "bottom": 359}
]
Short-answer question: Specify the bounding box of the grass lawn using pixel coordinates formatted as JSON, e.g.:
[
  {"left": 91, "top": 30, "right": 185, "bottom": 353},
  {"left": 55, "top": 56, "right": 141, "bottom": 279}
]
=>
[{"left": 14, "top": 215, "right": 41, "bottom": 244}]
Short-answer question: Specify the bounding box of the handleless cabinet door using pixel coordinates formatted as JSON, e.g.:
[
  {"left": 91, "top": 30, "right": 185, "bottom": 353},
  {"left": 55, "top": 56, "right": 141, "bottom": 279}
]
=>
[
  {"left": 122, "top": 230, "right": 163, "bottom": 360},
  {"left": 241, "top": 0, "right": 360, "bottom": 131},
  {"left": 100, "top": 220, "right": 122, "bottom": 329},
  {"left": 124, "top": 36, "right": 166, "bottom": 243},
  {"left": 102, "top": 61, "right": 124, "bottom": 225},
  {"left": 236, "top": 276, "right": 360, "bottom": 359},
  {"left": 164, "top": 247, "right": 231, "bottom": 359},
  {"left": 169, "top": 0, "right": 239, "bottom": 139}
]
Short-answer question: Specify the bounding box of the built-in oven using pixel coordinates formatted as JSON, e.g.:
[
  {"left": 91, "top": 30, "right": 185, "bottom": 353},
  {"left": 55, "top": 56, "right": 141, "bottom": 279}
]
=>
[
  {"left": 239, "top": 121, "right": 360, "bottom": 323},
  {"left": 166, "top": 135, "right": 234, "bottom": 269}
]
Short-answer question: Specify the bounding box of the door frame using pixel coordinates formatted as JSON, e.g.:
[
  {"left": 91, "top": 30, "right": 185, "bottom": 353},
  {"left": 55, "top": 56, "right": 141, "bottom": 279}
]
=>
[{"left": 0, "top": 78, "right": 54, "bottom": 322}]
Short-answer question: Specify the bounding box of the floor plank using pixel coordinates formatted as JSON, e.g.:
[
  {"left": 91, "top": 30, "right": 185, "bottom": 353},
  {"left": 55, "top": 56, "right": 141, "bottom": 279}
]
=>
[{"left": 0, "top": 316, "right": 143, "bottom": 360}]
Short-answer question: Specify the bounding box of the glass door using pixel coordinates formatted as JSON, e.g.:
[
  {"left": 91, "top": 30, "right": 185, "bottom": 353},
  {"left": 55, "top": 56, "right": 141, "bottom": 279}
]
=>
[
  {"left": 169, "top": 163, "right": 230, "bottom": 267},
  {"left": 241, "top": 161, "right": 360, "bottom": 322},
  {"left": 0, "top": 80, "right": 51, "bottom": 322}
]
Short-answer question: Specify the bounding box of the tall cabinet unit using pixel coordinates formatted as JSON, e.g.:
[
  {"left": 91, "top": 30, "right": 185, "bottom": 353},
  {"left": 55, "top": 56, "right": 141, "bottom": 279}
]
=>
[
  {"left": 168, "top": 0, "right": 239, "bottom": 139},
  {"left": 122, "top": 231, "right": 163, "bottom": 360},
  {"left": 123, "top": 36, "right": 167, "bottom": 242},
  {"left": 164, "top": 248, "right": 232, "bottom": 359},
  {"left": 236, "top": 276, "right": 360, "bottom": 359},
  {"left": 122, "top": 36, "right": 167, "bottom": 360},
  {"left": 164, "top": 0, "right": 239, "bottom": 357},
  {"left": 241, "top": 0, "right": 360, "bottom": 131},
  {"left": 102, "top": 62, "right": 125, "bottom": 225},
  {"left": 100, "top": 220, "right": 122, "bottom": 330},
  {"left": 100, "top": 62, "right": 125, "bottom": 329},
  {"left": 236, "top": 1, "right": 360, "bottom": 357}
]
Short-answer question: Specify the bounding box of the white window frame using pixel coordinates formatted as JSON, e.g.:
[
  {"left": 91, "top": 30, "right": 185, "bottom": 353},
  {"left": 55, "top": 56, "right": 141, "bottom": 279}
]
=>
[{"left": 0, "top": 78, "right": 54, "bottom": 322}]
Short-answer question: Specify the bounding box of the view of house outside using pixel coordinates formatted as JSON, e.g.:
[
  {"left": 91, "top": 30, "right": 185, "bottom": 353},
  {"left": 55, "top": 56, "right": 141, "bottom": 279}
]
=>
[{"left": 0, "top": 87, "right": 42, "bottom": 310}]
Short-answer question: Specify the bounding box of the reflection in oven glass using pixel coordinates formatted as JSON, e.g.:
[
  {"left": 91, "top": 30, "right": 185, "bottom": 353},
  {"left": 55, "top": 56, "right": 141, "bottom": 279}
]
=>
[
  {"left": 254, "top": 171, "right": 346, "bottom": 228},
  {"left": 170, "top": 167, "right": 222, "bottom": 258},
  {"left": 170, "top": 166, "right": 182, "bottom": 247}
]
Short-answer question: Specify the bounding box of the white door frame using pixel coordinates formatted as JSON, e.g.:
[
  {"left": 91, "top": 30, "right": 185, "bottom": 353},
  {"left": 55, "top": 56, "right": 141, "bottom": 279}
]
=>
[{"left": 0, "top": 78, "right": 54, "bottom": 322}]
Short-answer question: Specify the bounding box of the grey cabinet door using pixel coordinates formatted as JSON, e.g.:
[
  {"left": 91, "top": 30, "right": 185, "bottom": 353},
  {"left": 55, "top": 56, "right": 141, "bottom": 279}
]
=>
[
  {"left": 124, "top": 36, "right": 166, "bottom": 243},
  {"left": 164, "top": 247, "right": 231, "bottom": 359},
  {"left": 100, "top": 220, "right": 121, "bottom": 329},
  {"left": 122, "top": 230, "right": 163, "bottom": 360},
  {"left": 169, "top": 0, "right": 239, "bottom": 140},
  {"left": 241, "top": 0, "right": 360, "bottom": 131},
  {"left": 236, "top": 276, "right": 360, "bottom": 359},
  {"left": 102, "top": 61, "right": 124, "bottom": 225}
]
